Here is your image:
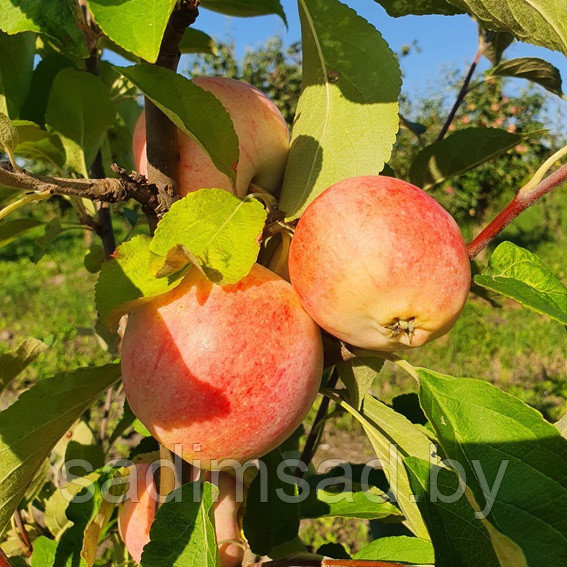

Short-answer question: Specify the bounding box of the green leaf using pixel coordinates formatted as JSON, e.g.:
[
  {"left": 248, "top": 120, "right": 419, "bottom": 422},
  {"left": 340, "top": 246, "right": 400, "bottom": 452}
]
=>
[
  {"left": 201, "top": 0, "right": 287, "bottom": 24},
  {"left": 0, "top": 112, "right": 18, "bottom": 158},
  {"left": 557, "top": 413, "right": 567, "bottom": 439},
  {"left": 32, "top": 217, "right": 63, "bottom": 263},
  {"left": 392, "top": 393, "right": 427, "bottom": 425},
  {"left": 64, "top": 422, "right": 105, "bottom": 476},
  {"left": 0, "top": 186, "right": 18, "bottom": 204},
  {"left": 279, "top": 0, "right": 401, "bottom": 219},
  {"left": 51, "top": 468, "right": 128, "bottom": 567},
  {"left": 0, "top": 363, "right": 121, "bottom": 534},
  {"left": 0, "top": 31, "right": 35, "bottom": 119},
  {"left": 331, "top": 392, "right": 432, "bottom": 540},
  {"left": 404, "top": 458, "right": 502, "bottom": 567},
  {"left": 95, "top": 235, "right": 188, "bottom": 332},
  {"left": 20, "top": 52, "right": 74, "bottom": 127},
  {"left": 8, "top": 557, "right": 29, "bottom": 567},
  {"left": 46, "top": 68, "right": 116, "bottom": 178},
  {"left": 355, "top": 535, "right": 434, "bottom": 563},
  {"left": 474, "top": 242, "right": 567, "bottom": 325},
  {"left": 300, "top": 487, "right": 402, "bottom": 520},
  {"left": 118, "top": 63, "right": 239, "bottom": 184},
  {"left": 0, "top": 338, "right": 48, "bottom": 393},
  {"left": 108, "top": 401, "right": 138, "bottom": 448},
  {"left": 23, "top": 458, "right": 51, "bottom": 504},
  {"left": 446, "top": 0, "right": 567, "bottom": 55},
  {"left": 400, "top": 114, "right": 427, "bottom": 136},
  {"left": 409, "top": 127, "right": 534, "bottom": 190},
  {"left": 317, "top": 542, "right": 350, "bottom": 559},
  {"left": 179, "top": 28, "right": 217, "bottom": 55},
  {"left": 360, "top": 395, "right": 433, "bottom": 539},
  {"left": 373, "top": 0, "right": 464, "bottom": 16},
  {"left": 489, "top": 57, "right": 563, "bottom": 97},
  {"left": 31, "top": 536, "right": 58, "bottom": 567},
  {"left": 243, "top": 449, "right": 300, "bottom": 556},
  {"left": 12, "top": 120, "right": 66, "bottom": 168},
  {"left": 306, "top": 462, "right": 390, "bottom": 495},
  {"left": 337, "top": 357, "right": 383, "bottom": 410},
  {"left": 133, "top": 418, "right": 151, "bottom": 438},
  {"left": 44, "top": 489, "right": 73, "bottom": 538},
  {"left": 417, "top": 368, "right": 567, "bottom": 566},
  {"left": 141, "top": 482, "right": 219, "bottom": 567},
  {"left": 84, "top": 243, "right": 106, "bottom": 274},
  {"left": 80, "top": 469, "right": 129, "bottom": 567},
  {"left": 150, "top": 188, "right": 267, "bottom": 285},
  {"left": 479, "top": 26, "right": 515, "bottom": 65},
  {"left": 0, "top": 1, "right": 87, "bottom": 56},
  {"left": 86, "top": 0, "right": 176, "bottom": 63}
]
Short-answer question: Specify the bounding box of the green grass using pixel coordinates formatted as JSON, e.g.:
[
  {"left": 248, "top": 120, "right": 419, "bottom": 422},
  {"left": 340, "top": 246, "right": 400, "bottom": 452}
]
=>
[{"left": 0, "top": 205, "right": 141, "bottom": 382}]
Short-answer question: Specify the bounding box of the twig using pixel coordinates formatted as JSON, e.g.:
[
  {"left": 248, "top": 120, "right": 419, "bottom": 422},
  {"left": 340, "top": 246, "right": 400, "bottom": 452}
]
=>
[
  {"left": 437, "top": 40, "right": 484, "bottom": 141},
  {"left": 90, "top": 153, "right": 117, "bottom": 256},
  {"left": 467, "top": 162, "right": 567, "bottom": 259},
  {"left": 89, "top": 150, "right": 116, "bottom": 256},
  {"left": 295, "top": 369, "right": 339, "bottom": 478},
  {"left": 143, "top": 0, "right": 200, "bottom": 233},
  {"left": 13, "top": 509, "right": 32, "bottom": 557},
  {"left": 0, "top": 549, "right": 11, "bottom": 567},
  {"left": 0, "top": 165, "right": 172, "bottom": 218}
]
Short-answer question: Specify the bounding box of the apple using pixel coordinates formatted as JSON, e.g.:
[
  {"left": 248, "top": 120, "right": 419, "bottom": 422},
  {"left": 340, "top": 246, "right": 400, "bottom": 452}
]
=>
[
  {"left": 120, "top": 263, "right": 323, "bottom": 468},
  {"left": 118, "top": 463, "right": 244, "bottom": 566},
  {"left": 288, "top": 176, "right": 471, "bottom": 352},
  {"left": 118, "top": 463, "right": 156, "bottom": 564},
  {"left": 133, "top": 77, "right": 290, "bottom": 198}
]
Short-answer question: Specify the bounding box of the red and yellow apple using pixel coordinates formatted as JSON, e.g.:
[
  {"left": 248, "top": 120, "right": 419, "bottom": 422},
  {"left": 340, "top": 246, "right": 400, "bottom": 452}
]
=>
[
  {"left": 133, "top": 77, "right": 290, "bottom": 198},
  {"left": 118, "top": 464, "right": 244, "bottom": 565},
  {"left": 121, "top": 264, "right": 323, "bottom": 468},
  {"left": 288, "top": 176, "right": 471, "bottom": 351}
]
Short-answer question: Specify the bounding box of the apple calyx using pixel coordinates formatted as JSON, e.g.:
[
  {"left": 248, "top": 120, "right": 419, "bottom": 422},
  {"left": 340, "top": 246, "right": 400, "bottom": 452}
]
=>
[{"left": 385, "top": 317, "right": 416, "bottom": 343}]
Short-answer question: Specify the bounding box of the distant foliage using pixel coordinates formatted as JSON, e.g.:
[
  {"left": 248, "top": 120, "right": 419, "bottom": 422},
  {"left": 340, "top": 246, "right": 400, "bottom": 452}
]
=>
[{"left": 396, "top": 76, "right": 562, "bottom": 223}]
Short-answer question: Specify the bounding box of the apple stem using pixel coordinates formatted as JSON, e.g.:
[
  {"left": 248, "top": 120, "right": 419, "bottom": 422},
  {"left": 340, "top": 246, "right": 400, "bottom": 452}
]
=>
[
  {"left": 467, "top": 161, "right": 567, "bottom": 259},
  {"left": 437, "top": 40, "right": 484, "bottom": 141},
  {"left": 12, "top": 509, "right": 32, "bottom": 557}
]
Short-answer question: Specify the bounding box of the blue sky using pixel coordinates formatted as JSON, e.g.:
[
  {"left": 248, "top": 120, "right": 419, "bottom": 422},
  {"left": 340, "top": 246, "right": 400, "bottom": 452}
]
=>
[{"left": 190, "top": 0, "right": 566, "bottom": 115}]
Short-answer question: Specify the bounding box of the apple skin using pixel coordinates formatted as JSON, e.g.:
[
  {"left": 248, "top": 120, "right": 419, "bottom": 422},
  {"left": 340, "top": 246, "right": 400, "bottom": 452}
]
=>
[
  {"left": 117, "top": 463, "right": 156, "bottom": 564},
  {"left": 288, "top": 176, "right": 471, "bottom": 352},
  {"left": 118, "top": 464, "right": 244, "bottom": 566},
  {"left": 121, "top": 264, "right": 323, "bottom": 468},
  {"left": 133, "top": 77, "right": 290, "bottom": 198}
]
